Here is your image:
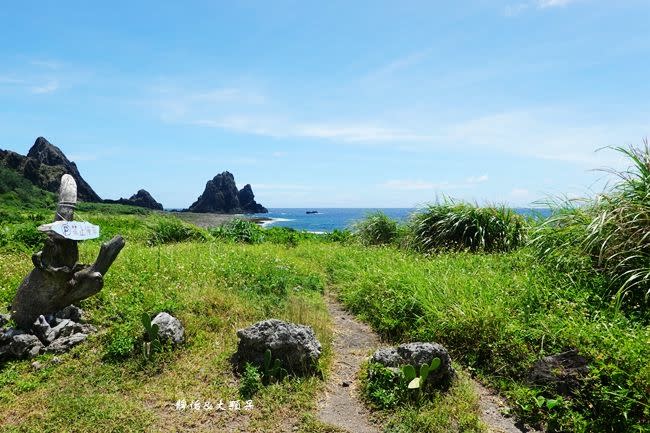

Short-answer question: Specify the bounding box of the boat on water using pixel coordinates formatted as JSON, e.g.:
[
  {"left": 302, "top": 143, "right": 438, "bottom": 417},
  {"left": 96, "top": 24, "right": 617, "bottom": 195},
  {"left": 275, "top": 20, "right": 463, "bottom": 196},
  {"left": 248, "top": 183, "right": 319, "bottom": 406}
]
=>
[{"left": 306, "top": 210, "right": 319, "bottom": 214}]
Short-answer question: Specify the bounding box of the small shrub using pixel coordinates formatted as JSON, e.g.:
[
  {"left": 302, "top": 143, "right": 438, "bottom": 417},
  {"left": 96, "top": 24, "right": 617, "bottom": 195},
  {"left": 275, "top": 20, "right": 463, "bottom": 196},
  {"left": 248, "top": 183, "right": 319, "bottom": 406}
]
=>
[
  {"left": 147, "top": 217, "right": 209, "bottom": 245},
  {"left": 323, "top": 229, "right": 353, "bottom": 243},
  {"left": 408, "top": 201, "right": 526, "bottom": 253},
  {"left": 239, "top": 363, "right": 263, "bottom": 399},
  {"left": 364, "top": 362, "right": 404, "bottom": 409},
  {"left": 10, "top": 223, "right": 45, "bottom": 249},
  {"left": 352, "top": 211, "right": 399, "bottom": 246},
  {"left": 104, "top": 328, "right": 136, "bottom": 361},
  {"left": 211, "top": 219, "right": 263, "bottom": 244}
]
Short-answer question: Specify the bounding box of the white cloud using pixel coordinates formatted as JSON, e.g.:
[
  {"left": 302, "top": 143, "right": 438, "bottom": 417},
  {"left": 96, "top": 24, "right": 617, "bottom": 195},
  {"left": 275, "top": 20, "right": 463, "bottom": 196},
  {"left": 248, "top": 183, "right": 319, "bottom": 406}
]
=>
[
  {"left": 255, "top": 183, "right": 312, "bottom": 191},
  {"left": 537, "top": 0, "right": 576, "bottom": 8},
  {"left": 511, "top": 188, "right": 530, "bottom": 197},
  {"left": 382, "top": 180, "right": 440, "bottom": 190},
  {"left": 30, "top": 60, "right": 62, "bottom": 69},
  {"left": 0, "top": 76, "right": 24, "bottom": 85},
  {"left": 30, "top": 80, "right": 59, "bottom": 94},
  {"left": 466, "top": 175, "right": 489, "bottom": 184},
  {"left": 382, "top": 175, "right": 490, "bottom": 191},
  {"left": 505, "top": 0, "right": 578, "bottom": 15},
  {"left": 194, "top": 115, "right": 433, "bottom": 143},
  {"left": 363, "top": 50, "right": 430, "bottom": 83}
]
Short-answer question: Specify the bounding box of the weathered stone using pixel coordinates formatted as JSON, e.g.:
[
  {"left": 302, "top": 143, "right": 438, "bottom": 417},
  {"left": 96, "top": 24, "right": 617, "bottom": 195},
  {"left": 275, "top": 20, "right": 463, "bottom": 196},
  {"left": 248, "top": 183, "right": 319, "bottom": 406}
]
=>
[
  {"left": 233, "top": 319, "right": 321, "bottom": 375},
  {"left": 151, "top": 312, "right": 184, "bottom": 345},
  {"left": 55, "top": 305, "right": 83, "bottom": 322},
  {"left": 0, "top": 313, "right": 9, "bottom": 327},
  {"left": 0, "top": 330, "right": 44, "bottom": 359},
  {"left": 31, "top": 361, "right": 43, "bottom": 370},
  {"left": 10, "top": 175, "right": 125, "bottom": 329},
  {"left": 45, "top": 333, "right": 88, "bottom": 354},
  {"left": 371, "top": 347, "right": 402, "bottom": 367},
  {"left": 32, "top": 315, "right": 53, "bottom": 344},
  {"left": 529, "top": 350, "right": 588, "bottom": 395},
  {"left": 371, "top": 342, "right": 455, "bottom": 390}
]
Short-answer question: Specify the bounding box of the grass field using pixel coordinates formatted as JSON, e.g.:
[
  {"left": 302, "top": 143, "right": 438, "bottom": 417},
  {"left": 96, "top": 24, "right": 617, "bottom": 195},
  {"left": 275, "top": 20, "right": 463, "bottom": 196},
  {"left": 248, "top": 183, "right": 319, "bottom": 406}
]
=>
[{"left": 1, "top": 154, "right": 649, "bottom": 431}]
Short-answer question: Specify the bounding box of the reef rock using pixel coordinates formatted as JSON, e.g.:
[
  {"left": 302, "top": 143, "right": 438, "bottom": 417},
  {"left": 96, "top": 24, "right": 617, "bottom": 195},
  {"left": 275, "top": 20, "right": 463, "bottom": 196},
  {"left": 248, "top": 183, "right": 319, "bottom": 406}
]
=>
[{"left": 233, "top": 319, "right": 321, "bottom": 375}]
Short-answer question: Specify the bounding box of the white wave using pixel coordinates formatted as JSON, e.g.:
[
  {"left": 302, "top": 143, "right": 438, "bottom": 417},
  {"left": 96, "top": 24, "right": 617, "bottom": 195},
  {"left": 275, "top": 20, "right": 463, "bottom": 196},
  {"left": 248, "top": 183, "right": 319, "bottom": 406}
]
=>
[{"left": 261, "top": 217, "right": 295, "bottom": 227}]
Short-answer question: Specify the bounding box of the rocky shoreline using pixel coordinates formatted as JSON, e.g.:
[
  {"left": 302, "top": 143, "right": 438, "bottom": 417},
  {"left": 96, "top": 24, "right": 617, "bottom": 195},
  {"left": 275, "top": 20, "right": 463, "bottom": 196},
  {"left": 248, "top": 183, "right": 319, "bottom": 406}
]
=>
[{"left": 173, "top": 211, "right": 271, "bottom": 229}]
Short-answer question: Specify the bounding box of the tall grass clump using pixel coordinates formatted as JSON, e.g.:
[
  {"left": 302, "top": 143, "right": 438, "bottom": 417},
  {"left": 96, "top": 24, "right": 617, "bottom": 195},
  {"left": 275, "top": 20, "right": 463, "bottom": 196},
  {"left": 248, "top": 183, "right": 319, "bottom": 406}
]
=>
[
  {"left": 408, "top": 201, "right": 526, "bottom": 253},
  {"left": 585, "top": 142, "right": 650, "bottom": 305},
  {"left": 210, "top": 218, "right": 264, "bottom": 244},
  {"left": 352, "top": 211, "right": 400, "bottom": 246},
  {"left": 531, "top": 141, "right": 650, "bottom": 308},
  {"left": 147, "top": 216, "right": 209, "bottom": 245}
]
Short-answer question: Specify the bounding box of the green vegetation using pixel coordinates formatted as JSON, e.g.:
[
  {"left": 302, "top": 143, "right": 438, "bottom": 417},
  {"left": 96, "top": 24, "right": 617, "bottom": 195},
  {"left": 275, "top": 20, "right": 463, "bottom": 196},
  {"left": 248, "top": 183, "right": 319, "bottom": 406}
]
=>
[
  {"left": 532, "top": 143, "right": 650, "bottom": 309},
  {"left": 352, "top": 211, "right": 400, "bottom": 246},
  {"left": 408, "top": 201, "right": 526, "bottom": 253},
  {"left": 1, "top": 144, "right": 649, "bottom": 432}
]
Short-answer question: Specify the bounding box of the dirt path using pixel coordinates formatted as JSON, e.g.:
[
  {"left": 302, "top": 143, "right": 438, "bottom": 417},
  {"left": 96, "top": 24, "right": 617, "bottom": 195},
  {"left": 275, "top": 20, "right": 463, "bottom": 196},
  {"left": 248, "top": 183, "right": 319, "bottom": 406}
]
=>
[
  {"left": 317, "top": 296, "right": 382, "bottom": 433},
  {"left": 318, "top": 297, "right": 540, "bottom": 433}
]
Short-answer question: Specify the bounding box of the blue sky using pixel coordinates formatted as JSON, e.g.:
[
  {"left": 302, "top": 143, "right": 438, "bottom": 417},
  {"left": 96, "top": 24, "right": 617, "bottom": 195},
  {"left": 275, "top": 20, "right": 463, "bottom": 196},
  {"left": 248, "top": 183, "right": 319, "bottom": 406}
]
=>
[{"left": 0, "top": 0, "right": 648, "bottom": 208}]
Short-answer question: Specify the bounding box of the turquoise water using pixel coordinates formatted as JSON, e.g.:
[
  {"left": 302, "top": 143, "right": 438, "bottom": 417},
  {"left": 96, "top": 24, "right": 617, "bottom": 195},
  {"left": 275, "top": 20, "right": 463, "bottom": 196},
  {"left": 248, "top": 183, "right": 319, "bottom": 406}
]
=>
[{"left": 263, "top": 208, "right": 551, "bottom": 233}]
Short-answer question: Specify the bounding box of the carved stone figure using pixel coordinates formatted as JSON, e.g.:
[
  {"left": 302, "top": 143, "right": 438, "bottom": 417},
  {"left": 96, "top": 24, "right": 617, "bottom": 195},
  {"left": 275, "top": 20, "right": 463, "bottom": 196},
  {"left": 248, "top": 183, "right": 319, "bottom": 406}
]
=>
[{"left": 10, "top": 174, "right": 125, "bottom": 329}]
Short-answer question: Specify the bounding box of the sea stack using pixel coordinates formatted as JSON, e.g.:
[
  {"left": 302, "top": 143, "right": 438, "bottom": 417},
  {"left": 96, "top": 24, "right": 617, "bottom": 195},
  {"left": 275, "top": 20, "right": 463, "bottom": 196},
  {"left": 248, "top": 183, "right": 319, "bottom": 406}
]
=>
[{"left": 188, "top": 171, "right": 268, "bottom": 214}]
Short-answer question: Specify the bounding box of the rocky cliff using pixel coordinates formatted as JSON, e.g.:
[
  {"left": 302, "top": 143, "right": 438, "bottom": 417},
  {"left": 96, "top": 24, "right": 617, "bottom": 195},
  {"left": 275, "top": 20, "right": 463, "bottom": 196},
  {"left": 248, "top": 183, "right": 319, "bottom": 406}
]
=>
[
  {"left": 0, "top": 137, "right": 101, "bottom": 202},
  {"left": 103, "top": 189, "right": 164, "bottom": 210},
  {"left": 188, "top": 171, "right": 267, "bottom": 214}
]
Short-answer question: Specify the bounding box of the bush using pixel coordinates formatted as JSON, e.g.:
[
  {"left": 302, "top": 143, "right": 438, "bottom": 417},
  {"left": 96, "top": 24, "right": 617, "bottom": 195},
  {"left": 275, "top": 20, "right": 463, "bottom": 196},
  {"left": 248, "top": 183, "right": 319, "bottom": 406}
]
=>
[
  {"left": 352, "top": 211, "right": 400, "bottom": 246},
  {"left": 408, "top": 201, "right": 526, "bottom": 253},
  {"left": 530, "top": 142, "right": 650, "bottom": 308},
  {"left": 147, "top": 216, "right": 209, "bottom": 245},
  {"left": 239, "top": 363, "right": 263, "bottom": 399},
  {"left": 210, "top": 219, "right": 264, "bottom": 244}
]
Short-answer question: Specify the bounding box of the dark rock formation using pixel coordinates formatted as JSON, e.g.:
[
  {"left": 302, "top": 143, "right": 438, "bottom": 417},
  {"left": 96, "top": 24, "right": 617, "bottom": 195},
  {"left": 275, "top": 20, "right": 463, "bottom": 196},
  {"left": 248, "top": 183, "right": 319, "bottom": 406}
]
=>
[
  {"left": 104, "top": 189, "right": 163, "bottom": 210},
  {"left": 0, "top": 137, "right": 101, "bottom": 202},
  {"left": 529, "top": 350, "right": 588, "bottom": 395},
  {"left": 233, "top": 319, "right": 321, "bottom": 375},
  {"left": 0, "top": 305, "right": 95, "bottom": 360},
  {"left": 188, "top": 171, "right": 268, "bottom": 214},
  {"left": 238, "top": 184, "right": 268, "bottom": 213},
  {"left": 371, "top": 342, "right": 455, "bottom": 390}
]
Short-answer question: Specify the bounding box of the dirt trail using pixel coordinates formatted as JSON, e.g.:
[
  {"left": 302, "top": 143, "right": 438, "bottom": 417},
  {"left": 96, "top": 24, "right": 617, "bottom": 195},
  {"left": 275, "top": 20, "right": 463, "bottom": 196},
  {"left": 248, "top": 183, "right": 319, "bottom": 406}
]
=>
[
  {"left": 317, "top": 297, "right": 382, "bottom": 433},
  {"left": 317, "top": 296, "right": 539, "bottom": 433}
]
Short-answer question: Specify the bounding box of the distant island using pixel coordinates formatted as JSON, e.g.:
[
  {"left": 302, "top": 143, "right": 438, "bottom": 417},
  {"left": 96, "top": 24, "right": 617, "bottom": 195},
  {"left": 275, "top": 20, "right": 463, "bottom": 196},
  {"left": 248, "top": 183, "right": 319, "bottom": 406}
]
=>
[{"left": 0, "top": 137, "right": 268, "bottom": 214}]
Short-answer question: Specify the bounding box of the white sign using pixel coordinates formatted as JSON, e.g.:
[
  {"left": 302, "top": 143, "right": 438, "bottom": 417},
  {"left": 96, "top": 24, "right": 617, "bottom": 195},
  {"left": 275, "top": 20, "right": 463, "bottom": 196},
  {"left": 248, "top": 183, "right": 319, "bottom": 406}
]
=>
[{"left": 38, "top": 221, "right": 100, "bottom": 240}]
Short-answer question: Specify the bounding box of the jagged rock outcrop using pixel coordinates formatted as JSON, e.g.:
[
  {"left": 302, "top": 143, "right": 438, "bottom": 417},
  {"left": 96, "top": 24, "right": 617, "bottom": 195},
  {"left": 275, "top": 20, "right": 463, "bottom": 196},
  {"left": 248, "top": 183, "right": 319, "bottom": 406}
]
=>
[
  {"left": 0, "top": 137, "right": 101, "bottom": 202},
  {"left": 104, "top": 189, "right": 163, "bottom": 210},
  {"left": 188, "top": 171, "right": 268, "bottom": 214},
  {"left": 238, "top": 184, "right": 268, "bottom": 213}
]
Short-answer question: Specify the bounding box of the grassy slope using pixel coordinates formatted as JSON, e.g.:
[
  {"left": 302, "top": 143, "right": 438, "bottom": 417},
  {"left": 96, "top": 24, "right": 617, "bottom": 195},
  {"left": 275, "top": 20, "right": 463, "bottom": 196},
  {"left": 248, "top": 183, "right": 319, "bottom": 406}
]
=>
[{"left": 0, "top": 199, "right": 647, "bottom": 432}]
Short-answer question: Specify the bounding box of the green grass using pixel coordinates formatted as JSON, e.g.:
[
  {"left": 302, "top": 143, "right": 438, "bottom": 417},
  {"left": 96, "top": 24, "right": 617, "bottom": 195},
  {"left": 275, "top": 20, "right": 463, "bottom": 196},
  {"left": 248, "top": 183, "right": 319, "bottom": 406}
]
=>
[
  {"left": 1, "top": 184, "right": 648, "bottom": 432},
  {"left": 407, "top": 201, "right": 526, "bottom": 253}
]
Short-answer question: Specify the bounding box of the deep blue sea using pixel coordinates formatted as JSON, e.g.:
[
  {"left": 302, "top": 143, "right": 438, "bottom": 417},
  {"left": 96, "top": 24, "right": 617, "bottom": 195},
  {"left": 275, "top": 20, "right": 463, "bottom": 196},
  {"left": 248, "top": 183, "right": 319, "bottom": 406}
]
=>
[{"left": 262, "top": 208, "right": 551, "bottom": 233}]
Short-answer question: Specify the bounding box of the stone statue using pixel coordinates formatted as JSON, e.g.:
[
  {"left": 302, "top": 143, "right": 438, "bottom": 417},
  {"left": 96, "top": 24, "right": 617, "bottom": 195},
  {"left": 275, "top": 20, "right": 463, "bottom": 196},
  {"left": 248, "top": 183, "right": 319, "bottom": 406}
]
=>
[{"left": 11, "top": 174, "right": 125, "bottom": 329}]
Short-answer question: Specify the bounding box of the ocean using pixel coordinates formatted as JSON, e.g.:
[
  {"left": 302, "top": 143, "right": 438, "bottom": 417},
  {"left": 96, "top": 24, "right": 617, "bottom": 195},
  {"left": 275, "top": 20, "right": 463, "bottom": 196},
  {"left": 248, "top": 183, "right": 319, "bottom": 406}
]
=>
[{"left": 262, "top": 208, "right": 551, "bottom": 233}]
